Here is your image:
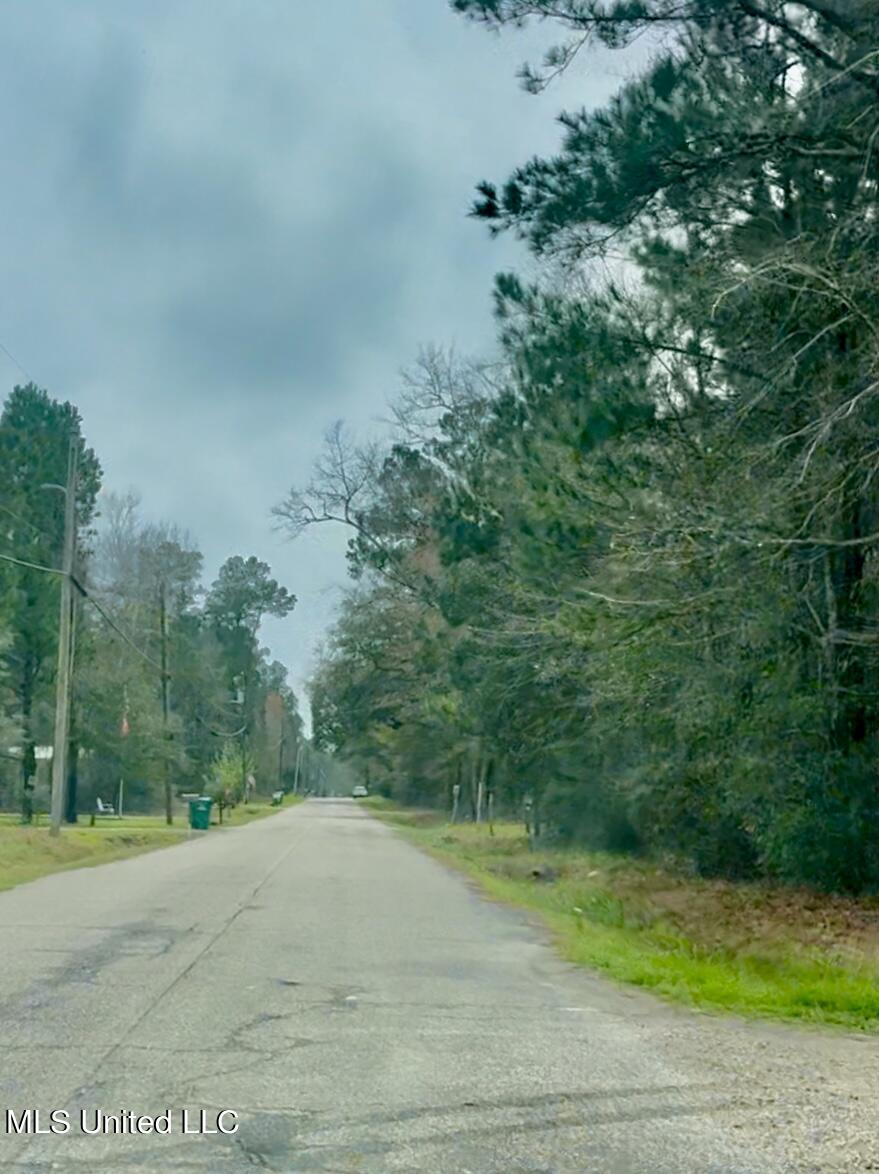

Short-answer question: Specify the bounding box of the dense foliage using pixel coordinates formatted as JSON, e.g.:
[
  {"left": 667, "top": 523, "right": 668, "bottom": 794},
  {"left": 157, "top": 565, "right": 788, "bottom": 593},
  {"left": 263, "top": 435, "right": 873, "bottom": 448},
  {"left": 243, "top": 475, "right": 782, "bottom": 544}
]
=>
[
  {"left": 0, "top": 388, "right": 303, "bottom": 821},
  {"left": 286, "top": 1, "right": 879, "bottom": 890}
]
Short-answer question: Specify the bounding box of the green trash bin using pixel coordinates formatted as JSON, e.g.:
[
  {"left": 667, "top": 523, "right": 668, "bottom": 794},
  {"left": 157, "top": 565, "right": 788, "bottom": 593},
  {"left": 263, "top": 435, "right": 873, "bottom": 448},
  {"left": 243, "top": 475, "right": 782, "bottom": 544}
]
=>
[{"left": 189, "top": 796, "right": 213, "bottom": 830}]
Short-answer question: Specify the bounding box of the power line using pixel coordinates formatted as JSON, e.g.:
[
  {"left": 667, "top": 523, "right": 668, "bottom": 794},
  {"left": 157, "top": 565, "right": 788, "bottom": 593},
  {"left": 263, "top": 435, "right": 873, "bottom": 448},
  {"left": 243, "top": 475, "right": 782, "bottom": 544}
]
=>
[
  {"left": 0, "top": 499, "right": 54, "bottom": 543},
  {"left": 0, "top": 346, "right": 174, "bottom": 760},
  {"left": 0, "top": 546, "right": 164, "bottom": 673},
  {"left": 195, "top": 715, "right": 247, "bottom": 739},
  {"left": 79, "top": 584, "right": 165, "bottom": 674},
  {"left": 0, "top": 337, "right": 34, "bottom": 383},
  {"left": 0, "top": 340, "right": 172, "bottom": 680},
  {"left": 0, "top": 551, "right": 63, "bottom": 576}
]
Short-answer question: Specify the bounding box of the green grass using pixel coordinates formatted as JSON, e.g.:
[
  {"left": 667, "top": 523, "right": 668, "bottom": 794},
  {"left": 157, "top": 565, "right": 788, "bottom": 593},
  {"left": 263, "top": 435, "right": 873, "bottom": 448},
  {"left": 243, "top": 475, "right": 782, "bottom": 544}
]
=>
[
  {"left": 0, "top": 824, "right": 187, "bottom": 892},
  {"left": 0, "top": 811, "right": 193, "bottom": 830},
  {"left": 0, "top": 796, "right": 301, "bottom": 892},
  {"left": 365, "top": 798, "right": 879, "bottom": 1031}
]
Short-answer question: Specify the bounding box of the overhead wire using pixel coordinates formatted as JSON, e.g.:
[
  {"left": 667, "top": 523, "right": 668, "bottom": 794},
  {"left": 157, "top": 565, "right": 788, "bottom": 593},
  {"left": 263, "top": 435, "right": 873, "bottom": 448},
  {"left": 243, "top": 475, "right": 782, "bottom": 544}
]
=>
[
  {"left": 0, "top": 551, "right": 64, "bottom": 576},
  {"left": 0, "top": 337, "right": 167, "bottom": 677},
  {"left": 0, "top": 499, "right": 55, "bottom": 542},
  {"left": 0, "top": 336, "right": 34, "bottom": 383},
  {"left": 0, "top": 548, "right": 164, "bottom": 673},
  {"left": 194, "top": 715, "right": 247, "bottom": 739},
  {"left": 80, "top": 585, "right": 165, "bottom": 674}
]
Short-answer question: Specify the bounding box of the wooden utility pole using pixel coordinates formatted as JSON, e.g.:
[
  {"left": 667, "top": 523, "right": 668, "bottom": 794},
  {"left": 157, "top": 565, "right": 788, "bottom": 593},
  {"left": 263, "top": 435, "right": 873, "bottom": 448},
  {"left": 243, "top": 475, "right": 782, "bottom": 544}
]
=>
[
  {"left": 64, "top": 588, "right": 79, "bottom": 824},
  {"left": 49, "top": 440, "right": 77, "bottom": 837},
  {"left": 293, "top": 741, "right": 304, "bottom": 794},
  {"left": 159, "top": 581, "right": 172, "bottom": 825},
  {"left": 237, "top": 675, "right": 249, "bottom": 802}
]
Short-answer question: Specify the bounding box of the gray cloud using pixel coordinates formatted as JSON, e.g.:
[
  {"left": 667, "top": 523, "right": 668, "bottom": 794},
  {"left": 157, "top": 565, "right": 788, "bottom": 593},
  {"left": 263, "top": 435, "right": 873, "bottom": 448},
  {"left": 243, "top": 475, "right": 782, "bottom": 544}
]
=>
[{"left": 0, "top": 0, "right": 628, "bottom": 722}]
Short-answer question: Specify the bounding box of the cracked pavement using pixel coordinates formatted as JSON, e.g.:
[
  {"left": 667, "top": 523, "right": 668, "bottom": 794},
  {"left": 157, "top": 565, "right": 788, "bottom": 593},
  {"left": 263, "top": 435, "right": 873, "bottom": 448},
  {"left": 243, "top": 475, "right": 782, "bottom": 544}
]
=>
[{"left": 0, "top": 799, "right": 877, "bottom": 1172}]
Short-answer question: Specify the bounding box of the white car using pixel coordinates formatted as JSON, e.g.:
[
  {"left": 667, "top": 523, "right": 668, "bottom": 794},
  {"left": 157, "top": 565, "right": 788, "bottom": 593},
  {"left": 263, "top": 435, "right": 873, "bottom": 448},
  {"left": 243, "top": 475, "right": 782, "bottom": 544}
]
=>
[{"left": 351, "top": 785, "right": 368, "bottom": 798}]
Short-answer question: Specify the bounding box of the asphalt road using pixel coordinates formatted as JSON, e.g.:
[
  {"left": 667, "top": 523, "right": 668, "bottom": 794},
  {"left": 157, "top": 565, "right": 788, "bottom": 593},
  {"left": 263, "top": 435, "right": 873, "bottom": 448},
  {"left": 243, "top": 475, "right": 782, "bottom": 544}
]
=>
[{"left": 0, "top": 800, "right": 876, "bottom": 1173}]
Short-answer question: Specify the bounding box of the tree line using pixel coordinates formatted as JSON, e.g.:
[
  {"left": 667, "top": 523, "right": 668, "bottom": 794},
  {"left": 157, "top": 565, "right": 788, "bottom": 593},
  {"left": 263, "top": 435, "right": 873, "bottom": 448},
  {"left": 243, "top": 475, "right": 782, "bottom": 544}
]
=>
[
  {"left": 286, "top": 1, "right": 879, "bottom": 891},
  {"left": 0, "top": 383, "right": 302, "bottom": 822}
]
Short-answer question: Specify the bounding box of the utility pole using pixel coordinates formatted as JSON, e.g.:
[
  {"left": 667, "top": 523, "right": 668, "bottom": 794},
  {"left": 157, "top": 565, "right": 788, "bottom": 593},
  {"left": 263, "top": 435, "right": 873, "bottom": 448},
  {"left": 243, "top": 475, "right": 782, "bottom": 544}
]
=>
[
  {"left": 235, "top": 675, "right": 248, "bottom": 802},
  {"left": 159, "top": 581, "right": 172, "bottom": 825},
  {"left": 49, "top": 439, "right": 77, "bottom": 837},
  {"left": 64, "top": 586, "right": 79, "bottom": 823},
  {"left": 293, "top": 741, "right": 304, "bottom": 794}
]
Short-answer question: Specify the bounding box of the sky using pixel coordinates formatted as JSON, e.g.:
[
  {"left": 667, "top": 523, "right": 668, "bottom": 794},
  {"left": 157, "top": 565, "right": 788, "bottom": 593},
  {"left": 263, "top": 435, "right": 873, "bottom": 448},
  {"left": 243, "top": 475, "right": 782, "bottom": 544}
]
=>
[{"left": 0, "top": 1, "right": 640, "bottom": 730}]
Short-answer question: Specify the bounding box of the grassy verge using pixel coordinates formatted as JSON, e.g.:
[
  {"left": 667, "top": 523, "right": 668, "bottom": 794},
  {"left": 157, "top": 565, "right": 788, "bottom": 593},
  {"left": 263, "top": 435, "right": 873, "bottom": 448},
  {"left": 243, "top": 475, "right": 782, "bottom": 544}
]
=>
[
  {"left": 215, "top": 797, "right": 303, "bottom": 828},
  {"left": 364, "top": 797, "right": 879, "bottom": 1031},
  {"left": 0, "top": 823, "right": 187, "bottom": 892},
  {"left": 0, "top": 797, "right": 301, "bottom": 892}
]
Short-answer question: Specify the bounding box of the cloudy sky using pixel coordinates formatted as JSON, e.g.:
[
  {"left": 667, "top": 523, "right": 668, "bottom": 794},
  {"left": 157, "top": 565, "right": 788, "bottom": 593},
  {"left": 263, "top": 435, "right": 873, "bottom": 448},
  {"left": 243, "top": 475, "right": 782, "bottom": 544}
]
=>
[{"left": 0, "top": 1, "right": 636, "bottom": 727}]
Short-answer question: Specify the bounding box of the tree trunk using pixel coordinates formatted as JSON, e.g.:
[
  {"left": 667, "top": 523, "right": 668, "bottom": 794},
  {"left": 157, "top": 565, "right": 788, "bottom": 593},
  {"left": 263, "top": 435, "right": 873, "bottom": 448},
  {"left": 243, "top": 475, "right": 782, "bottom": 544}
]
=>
[
  {"left": 65, "top": 736, "right": 79, "bottom": 823},
  {"left": 526, "top": 792, "right": 542, "bottom": 851},
  {"left": 829, "top": 488, "right": 870, "bottom": 749},
  {"left": 451, "top": 758, "right": 462, "bottom": 822},
  {"left": 20, "top": 739, "right": 35, "bottom": 824},
  {"left": 480, "top": 756, "right": 495, "bottom": 831}
]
